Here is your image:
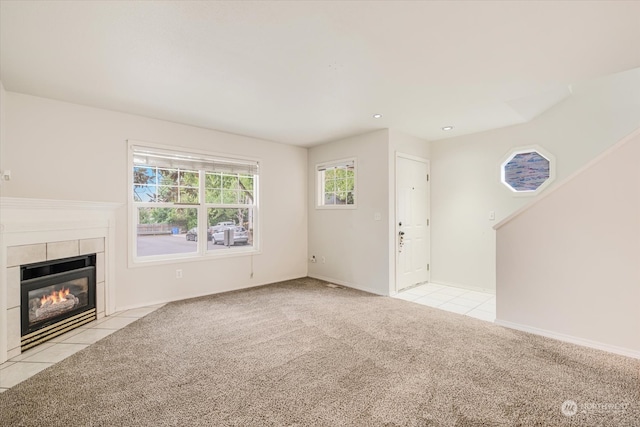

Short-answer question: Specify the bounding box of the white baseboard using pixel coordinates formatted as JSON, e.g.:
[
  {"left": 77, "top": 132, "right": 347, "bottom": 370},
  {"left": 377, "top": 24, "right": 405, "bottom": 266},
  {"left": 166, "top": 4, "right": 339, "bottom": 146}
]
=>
[
  {"left": 307, "top": 274, "right": 386, "bottom": 296},
  {"left": 429, "top": 280, "right": 495, "bottom": 295},
  {"left": 113, "top": 275, "right": 307, "bottom": 312},
  {"left": 495, "top": 319, "right": 640, "bottom": 360}
]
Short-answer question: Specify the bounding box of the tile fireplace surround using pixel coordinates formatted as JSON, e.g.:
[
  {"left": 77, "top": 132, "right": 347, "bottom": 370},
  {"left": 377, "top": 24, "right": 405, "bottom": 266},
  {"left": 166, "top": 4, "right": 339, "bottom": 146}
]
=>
[{"left": 0, "top": 197, "right": 121, "bottom": 364}]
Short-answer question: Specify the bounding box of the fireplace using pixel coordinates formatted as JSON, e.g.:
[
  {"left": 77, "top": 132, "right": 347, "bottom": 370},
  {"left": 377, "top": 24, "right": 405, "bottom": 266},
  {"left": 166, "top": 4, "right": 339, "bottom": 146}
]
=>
[{"left": 21, "top": 255, "right": 97, "bottom": 351}]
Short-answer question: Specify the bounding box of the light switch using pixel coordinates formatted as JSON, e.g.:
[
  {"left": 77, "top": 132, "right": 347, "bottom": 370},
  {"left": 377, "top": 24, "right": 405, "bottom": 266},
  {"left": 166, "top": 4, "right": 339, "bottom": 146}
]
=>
[
  {"left": 374, "top": 212, "right": 381, "bottom": 221},
  {"left": 489, "top": 211, "right": 495, "bottom": 221}
]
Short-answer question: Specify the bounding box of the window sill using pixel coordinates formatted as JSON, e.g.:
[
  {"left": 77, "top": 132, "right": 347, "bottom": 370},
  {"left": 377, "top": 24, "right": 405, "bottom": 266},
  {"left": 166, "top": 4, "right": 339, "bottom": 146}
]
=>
[
  {"left": 129, "top": 246, "right": 261, "bottom": 268},
  {"left": 315, "top": 204, "right": 358, "bottom": 210}
]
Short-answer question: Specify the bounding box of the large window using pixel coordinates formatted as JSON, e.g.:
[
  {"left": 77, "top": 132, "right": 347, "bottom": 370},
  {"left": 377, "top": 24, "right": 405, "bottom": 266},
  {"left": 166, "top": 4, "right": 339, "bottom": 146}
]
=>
[
  {"left": 129, "top": 141, "right": 259, "bottom": 261},
  {"left": 316, "top": 158, "right": 356, "bottom": 208}
]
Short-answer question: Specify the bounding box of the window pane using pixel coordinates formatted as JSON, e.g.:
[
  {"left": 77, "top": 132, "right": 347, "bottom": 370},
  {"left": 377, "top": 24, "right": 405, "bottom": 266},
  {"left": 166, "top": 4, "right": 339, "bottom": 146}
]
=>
[
  {"left": 205, "top": 172, "right": 222, "bottom": 189},
  {"left": 157, "top": 186, "right": 179, "bottom": 203},
  {"left": 207, "top": 208, "right": 253, "bottom": 250},
  {"left": 346, "top": 178, "right": 354, "bottom": 192},
  {"left": 158, "top": 169, "right": 179, "bottom": 185},
  {"left": 324, "top": 193, "right": 335, "bottom": 205},
  {"left": 336, "top": 192, "right": 347, "bottom": 204},
  {"left": 133, "top": 167, "right": 157, "bottom": 185},
  {"left": 179, "top": 187, "right": 199, "bottom": 204},
  {"left": 239, "top": 175, "right": 253, "bottom": 191},
  {"left": 504, "top": 151, "right": 551, "bottom": 192},
  {"left": 335, "top": 179, "right": 346, "bottom": 192},
  {"left": 223, "top": 189, "right": 239, "bottom": 204},
  {"left": 180, "top": 170, "right": 199, "bottom": 186},
  {"left": 325, "top": 180, "right": 336, "bottom": 192},
  {"left": 136, "top": 207, "right": 198, "bottom": 257},
  {"left": 239, "top": 189, "right": 253, "bottom": 204},
  {"left": 238, "top": 176, "right": 254, "bottom": 204},
  {"left": 133, "top": 184, "right": 156, "bottom": 202},
  {"left": 222, "top": 174, "right": 238, "bottom": 189},
  {"left": 135, "top": 168, "right": 201, "bottom": 203},
  {"left": 346, "top": 192, "right": 355, "bottom": 205},
  {"left": 206, "top": 188, "right": 222, "bottom": 204}
]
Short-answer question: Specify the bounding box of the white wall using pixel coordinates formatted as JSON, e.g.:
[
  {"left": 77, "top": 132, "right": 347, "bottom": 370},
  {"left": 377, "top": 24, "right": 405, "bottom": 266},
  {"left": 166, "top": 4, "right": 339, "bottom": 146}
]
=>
[
  {"left": 0, "top": 81, "right": 6, "bottom": 192},
  {"left": 0, "top": 81, "right": 6, "bottom": 362},
  {"left": 2, "top": 92, "right": 308, "bottom": 310},
  {"left": 307, "top": 130, "right": 390, "bottom": 295},
  {"left": 430, "top": 68, "right": 640, "bottom": 292},
  {"left": 495, "top": 129, "right": 640, "bottom": 357}
]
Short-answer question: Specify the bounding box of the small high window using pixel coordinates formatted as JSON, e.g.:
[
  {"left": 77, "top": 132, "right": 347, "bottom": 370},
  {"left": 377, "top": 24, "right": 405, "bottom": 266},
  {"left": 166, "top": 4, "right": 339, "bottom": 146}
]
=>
[
  {"left": 316, "top": 159, "right": 356, "bottom": 208},
  {"left": 500, "top": 146, "right": 555, "bottom": 195}
]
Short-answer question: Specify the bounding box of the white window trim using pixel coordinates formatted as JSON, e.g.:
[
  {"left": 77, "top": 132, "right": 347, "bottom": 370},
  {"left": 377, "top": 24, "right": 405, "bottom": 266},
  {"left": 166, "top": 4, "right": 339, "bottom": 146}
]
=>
[
  {"left": 315, "top": 157, "right": 357, "bottom": 209},
  {"left": 499, "top": 145, "right": 556, "bottom": 197},
  {"left": 127, "top": 140, "right": 261, "bottom": 267}
]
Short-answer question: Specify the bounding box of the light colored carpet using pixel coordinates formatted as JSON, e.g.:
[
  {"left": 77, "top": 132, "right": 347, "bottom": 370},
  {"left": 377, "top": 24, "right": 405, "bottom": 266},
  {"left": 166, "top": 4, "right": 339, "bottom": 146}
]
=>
[{"left": 1, "top": 277, "right": 638, "bottom": 426}]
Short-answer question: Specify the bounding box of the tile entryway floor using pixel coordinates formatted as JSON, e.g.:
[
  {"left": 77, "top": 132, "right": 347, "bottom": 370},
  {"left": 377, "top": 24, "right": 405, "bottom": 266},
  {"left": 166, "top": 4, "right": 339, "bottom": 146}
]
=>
[
  {"left": 393, "top": 283, "right": 495, "bottom": 322},
  {"left": 0, "top": 304, "right": 165, "bottom": 393}
]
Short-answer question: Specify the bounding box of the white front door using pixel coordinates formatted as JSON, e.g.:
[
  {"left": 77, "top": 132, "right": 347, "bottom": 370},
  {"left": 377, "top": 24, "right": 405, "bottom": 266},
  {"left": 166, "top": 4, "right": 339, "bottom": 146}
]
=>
[{"left": 396, "top": 154, "right": 430, "bottom": 291}]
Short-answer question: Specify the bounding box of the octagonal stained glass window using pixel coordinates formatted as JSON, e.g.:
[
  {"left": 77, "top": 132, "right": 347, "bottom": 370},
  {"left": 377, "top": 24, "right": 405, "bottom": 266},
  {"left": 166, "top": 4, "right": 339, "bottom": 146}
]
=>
[{"left": 501, "top": 149, "right": 554, "bottom": 194}]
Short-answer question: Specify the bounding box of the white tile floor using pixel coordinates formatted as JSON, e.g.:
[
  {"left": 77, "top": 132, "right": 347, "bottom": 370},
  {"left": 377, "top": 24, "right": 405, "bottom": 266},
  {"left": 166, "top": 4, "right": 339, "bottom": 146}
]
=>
[
  {"left": 393, "top": 282, "right": 495, "bottom": 322},
  {"left": 0, "top": 303, "right": 165, "bottom": 392}
]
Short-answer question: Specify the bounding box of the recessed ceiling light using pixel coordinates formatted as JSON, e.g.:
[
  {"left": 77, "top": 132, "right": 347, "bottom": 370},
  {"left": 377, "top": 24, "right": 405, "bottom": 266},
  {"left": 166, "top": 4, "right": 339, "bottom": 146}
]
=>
[
  {"left": 442, "top": 126, "right": 454, "bottom": 131},
  {"left": 373, "top": 114, "right": 383, "bottom": 119}
]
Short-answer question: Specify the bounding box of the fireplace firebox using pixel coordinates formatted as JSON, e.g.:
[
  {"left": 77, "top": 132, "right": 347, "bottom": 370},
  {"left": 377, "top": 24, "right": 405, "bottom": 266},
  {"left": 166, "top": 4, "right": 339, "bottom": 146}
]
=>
[{"left": 21, "top": 254, "right": 97, "bottom": 350}]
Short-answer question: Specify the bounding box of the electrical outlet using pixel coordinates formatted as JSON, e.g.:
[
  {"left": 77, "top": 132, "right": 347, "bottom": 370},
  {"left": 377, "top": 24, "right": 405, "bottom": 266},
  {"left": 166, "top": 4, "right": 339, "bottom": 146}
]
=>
[
  {"left": 321, "top": 256, "right": 326, "bottom": 264},
  {"left": 176, "top": 269, "right": 183, "bottom": 279}
]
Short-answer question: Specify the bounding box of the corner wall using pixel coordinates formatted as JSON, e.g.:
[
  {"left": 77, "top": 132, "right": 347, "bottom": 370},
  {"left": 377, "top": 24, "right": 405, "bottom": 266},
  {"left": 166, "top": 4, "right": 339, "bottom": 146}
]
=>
[
  {"left": 430, "top": 68, "right": 640, "bottom": 292},
  {"left": 495, "top": 129, "right": 640, "bottom": 357},
  {"left": 307, "top": 129, "right": 430, "bottom": 295},
  {"left": 2, "top": 92, "right": 308, "bottom": 310},
  {"left": 307, "top": 130, "right": 390, "bottom": 295}
]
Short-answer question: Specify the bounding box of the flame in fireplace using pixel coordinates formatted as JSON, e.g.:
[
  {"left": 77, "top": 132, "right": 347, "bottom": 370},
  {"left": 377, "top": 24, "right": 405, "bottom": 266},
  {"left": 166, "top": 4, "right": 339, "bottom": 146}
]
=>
[{"left": 40, "top": 287, "right": 70, "bottom": 306}]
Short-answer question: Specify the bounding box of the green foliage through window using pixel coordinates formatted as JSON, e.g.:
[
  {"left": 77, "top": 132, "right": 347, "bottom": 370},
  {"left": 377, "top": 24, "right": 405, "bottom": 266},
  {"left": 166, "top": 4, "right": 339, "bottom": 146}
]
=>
[
  {"left": 133, "top": 167, "right": 199, "bottom": 203},
  {"left": 318, "top": 160, "right": 355, "bottom": 206},
  {"left": 131, "top": 143, "right": 259, "bottom": 258}
]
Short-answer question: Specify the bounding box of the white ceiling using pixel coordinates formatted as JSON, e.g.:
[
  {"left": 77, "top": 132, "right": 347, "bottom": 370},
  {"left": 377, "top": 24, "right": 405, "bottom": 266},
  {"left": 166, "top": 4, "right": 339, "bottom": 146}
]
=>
[{"left": 1, "top": 1, "right": 639, "bottom": 147}]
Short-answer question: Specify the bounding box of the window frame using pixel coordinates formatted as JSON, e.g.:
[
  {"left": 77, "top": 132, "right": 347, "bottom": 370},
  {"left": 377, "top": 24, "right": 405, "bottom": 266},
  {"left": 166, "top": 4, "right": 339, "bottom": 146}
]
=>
[
  {"left": 128, "top": 140, "right": 260, "bottom": 266},
  {"left": 315, "top": 158, "right": 357, "bottom": 209}
]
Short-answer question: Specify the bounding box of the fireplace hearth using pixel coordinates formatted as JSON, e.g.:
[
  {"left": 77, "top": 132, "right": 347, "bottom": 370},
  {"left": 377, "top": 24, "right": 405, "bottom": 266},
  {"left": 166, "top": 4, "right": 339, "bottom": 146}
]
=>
[{"left": 21, "top": 255, "right": 97, "bottom": 350}]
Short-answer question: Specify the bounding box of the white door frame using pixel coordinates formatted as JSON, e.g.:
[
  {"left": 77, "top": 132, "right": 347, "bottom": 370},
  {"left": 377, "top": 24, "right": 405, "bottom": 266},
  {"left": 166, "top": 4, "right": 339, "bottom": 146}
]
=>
[{"left": 393, "top": 152, "right": 430, "bottom": 293}]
